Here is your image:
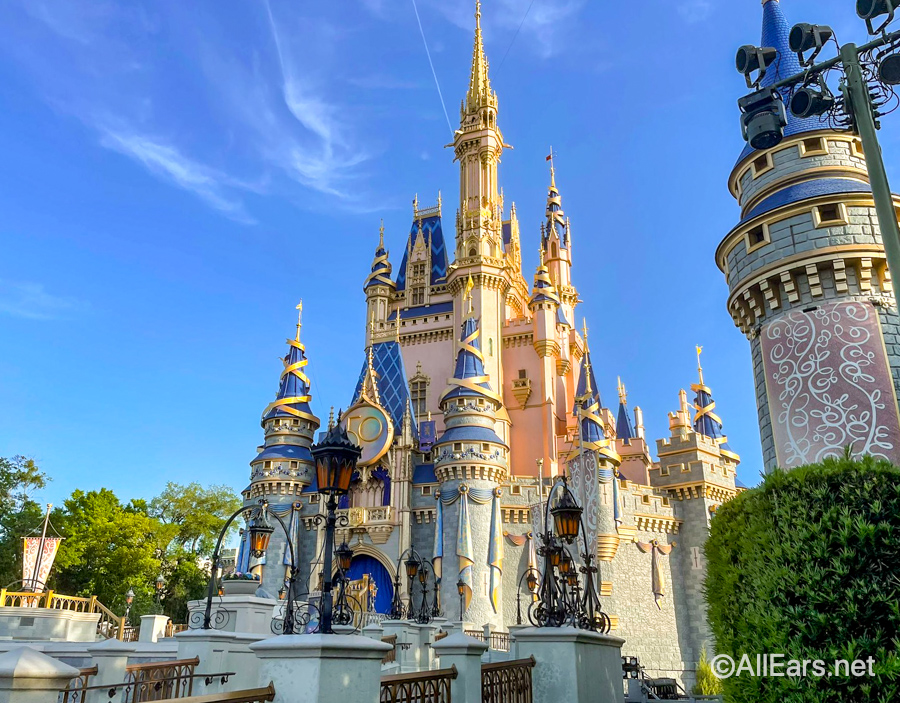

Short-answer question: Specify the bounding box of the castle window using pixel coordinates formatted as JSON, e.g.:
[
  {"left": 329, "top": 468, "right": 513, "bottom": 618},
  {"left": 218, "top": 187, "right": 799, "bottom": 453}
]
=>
[
  {"left": 292, "top": 419, "right": 299, "bottom": 426},
  {"left": 744, "top": 223, "right": 770, "bottom": 253},
  {"left": 264, "top": 461, "right": 271, "bottom": 468},
  {"left": 421, "top": 485, "right": 432, "bottom": 495},
  {"left": 799, "top": 137, "right": 828, "bottom": 156},
  {"left": 660, "top": 465, "right": 670, "bottom": 476},
  {"left": 309, "top": 494, "right": 319, "bottom": 504},
  {"left": 751, "top": 152, "right": 773, "bottom": 177},
  {"left": 469, "top": 247, "right": 477, "bottom": 258},
  {"left": 662, "top": 497, "right": 670, "bottom": 507},
  {"left": 511, "top": 485, "right": 521, "bottom": 495},
  {"left": 412, "top": 263, "right": 426, "bottom": 278},
  {"left": 518, "top": 369, "right": 527, "bottom": 379},
  {"left": 851, "top": 140, "right": 865, "bottom": 157},
  {"left": 290, "top": 461, "right": 298, "bottom": 468},
  {"left": 411, "top": 287, "right": 425, "bottom": 305},
  {"left": 813, "top": 203, "right": 849, "bottom": 228},
  {"left": 682, "top": 464, "right": 692, "bottom": 473},
  {"left": 454, "top": 443, "right": 463, "bottom": 451},
  {"left": 551, "top": 242, "right": 558, "bottom": 258},
  {"left": 642, "top": 495, "right": 651, "bottom": 505},
  {"left": 482, "top": 443, "right": 490, "bottom": 452},
  {"left": 410, "top": 378, "right": 429, "bottom": 415}
]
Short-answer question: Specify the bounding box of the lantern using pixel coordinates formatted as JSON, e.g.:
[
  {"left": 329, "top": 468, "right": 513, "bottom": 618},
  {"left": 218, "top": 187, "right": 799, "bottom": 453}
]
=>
[
  {"left": 560, "top": 552, "right": 572, "bottom": 575},
  {"left": 336, "top": 542, "right": 353, "bottom": 573},
  {"left": 405, "top": 555, "right": 421, "bottom": 580},
  {"left": 525, "top": 571, "right": 538, "bottom": 592},
  {"left": 311, "top": 420, "right": 362, "bottom": 495},
  {"left": 125, "top": 588, "right": 135, "bottom": 606},
  {"left": 551, "top": 486, "right": 583, "bottom": 543},
  {"left": 155, "top": 575, "right": 165, "bottom": 592},
  {"left": 566, "top": 571, "right": 578, "bottom": 587},
  {"left": 456, "top": 579, "right": 466, "bottom": 597},
  {"left": 248, "top": 513, "right": 274, "bottom": 557}
]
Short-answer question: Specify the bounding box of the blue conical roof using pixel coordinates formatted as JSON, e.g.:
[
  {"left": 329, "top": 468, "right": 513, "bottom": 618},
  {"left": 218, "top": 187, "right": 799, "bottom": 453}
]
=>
[
  {"left": 441, "top": 317, "right": 499, "bottom": 403},
  {"left": 616, "top": 401, "right": 635, "bottom": 441},
  {"left": 395, "top": 214, "right": 449, "bottom": 291},
  {"left": 542, "top": 172, "right": 569, "bottom": 250},
  {"left": 365, "top": 240, "right": 393, "bottom": 291},
  {"left": 261, "top": 335, "right": 319, "bottom": 426},
  {"left": 692, "top": 385, "right": 724, "bottom": 441},
  {"left": 530, "top": 261, "right": 560, "bottom": 306},
  {"left": 737, "top": 0, "right": 832, "bottom": 163},
  {"left": 574, "top": 352, "right": 606, "bottom": 448}
]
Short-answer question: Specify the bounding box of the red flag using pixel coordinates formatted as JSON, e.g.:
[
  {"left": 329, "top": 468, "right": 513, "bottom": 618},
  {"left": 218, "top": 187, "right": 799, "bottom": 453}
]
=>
[{"left": 545, "top": 154, "right": 552, "bottom": 161}]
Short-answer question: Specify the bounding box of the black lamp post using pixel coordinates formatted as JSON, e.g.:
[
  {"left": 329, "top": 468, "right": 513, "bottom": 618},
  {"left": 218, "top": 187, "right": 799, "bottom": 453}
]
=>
[
  {"left": 310, "top": 419, "right": 362, "bottom": 635},
  {"left": 124, "top": 587, "right": 135, "bottom": 626},
  {"left": 154, "top": 575, "right": 165, "bottom": 614},
  {"left": 457, "top": 578, "right": 466, "bottom": 621},
  {"left": 529, "top": 476, "right": 610, "bottom": 633},
  {"left": 387, "top": 545, "right": 439, "bottom": 624},
  {"left": 515, "top": 568, "right": 540, "bottom": 625}
]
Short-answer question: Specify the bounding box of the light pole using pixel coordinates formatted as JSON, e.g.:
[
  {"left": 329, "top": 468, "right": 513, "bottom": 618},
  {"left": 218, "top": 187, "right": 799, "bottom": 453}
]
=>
[
  {"left": 124, "top": 588, "right": 135, "bottom": 626},
  {"left": 735, "top": 7, "right": 900, "bottom": 295},
  {"left": 154, "top": 574, "right": 165, "bottom": 615},
  {"left": 309, "top": 418, "right": 362, "bottom": 635}
]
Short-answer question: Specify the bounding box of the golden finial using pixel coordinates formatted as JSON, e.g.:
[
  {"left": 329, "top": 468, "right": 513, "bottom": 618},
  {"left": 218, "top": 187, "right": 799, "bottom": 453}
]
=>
[
  {"left": 437, "top": 190, "right": 442, "bottom": 210},
  {"left": 464, "top": 274, "right": 475, "bottom": 315},
  {"left": 696, "top": 345, "right": 704, "bottom": 385},
  {"left": 475, "top": 0, "right": 481, "bottom": 28},
  {"left": 538, "top": 244, "right": 545, "bottom": 267},
  {"left": 618, "top": 376, "right": 627, "bottom": 405},
  {"left": 328, "top": 406, "right": 335, "bottom": 430},
  {"left": 295, "top": 300, "right": 303, "bottom": 341},
  {"left": 413, "top": 193, "right": 419, "bottom": 217},
  {"left": 378, "top": 220, "right": 384, "bottom": 249},
  {"left": 548, "top": 147, "right": 556, "bottom": 187},
  {"left": 582, "top": 318, "right": 589, "bottom": 345}
]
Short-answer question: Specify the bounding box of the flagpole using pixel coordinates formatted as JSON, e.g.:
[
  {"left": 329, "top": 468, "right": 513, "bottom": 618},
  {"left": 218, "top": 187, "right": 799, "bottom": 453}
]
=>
[{"left": 30, "top": 503, "right": 52, "bottom": 592}]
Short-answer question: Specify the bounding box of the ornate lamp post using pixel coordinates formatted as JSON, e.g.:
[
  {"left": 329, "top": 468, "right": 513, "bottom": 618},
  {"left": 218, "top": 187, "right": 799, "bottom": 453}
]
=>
[
  {"left": 456, "top": 579, "right": 466, "bottom": 622},
  {"left": 154, "top": 575, "right": 165, "bottom": 614},
  {"left": 310, "top": 420, "right": 362, "bottom": 635},
  {"left": 529, "top": 476, "right": 610, "bottom": 633},
  {"left": 124, "top": 588, "right": 135, "bottom": 626},
  {"left": 515, "top": 569, "right": 539, "bottom": 625},
  {"left": 386, "top": 545, "right": 439, "bottom": 624}
]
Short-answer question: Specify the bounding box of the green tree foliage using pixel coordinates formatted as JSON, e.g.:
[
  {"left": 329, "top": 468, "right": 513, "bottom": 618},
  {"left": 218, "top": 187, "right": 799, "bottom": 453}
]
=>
[
  {"left": 150, "top": 482, "right": 241, "bottom": 556},
  {"left": 705, "top": 456, "right": 900, "bottom": 703},
  {"left": 0, "top": 456, "right": 49, "bottom": 588}
]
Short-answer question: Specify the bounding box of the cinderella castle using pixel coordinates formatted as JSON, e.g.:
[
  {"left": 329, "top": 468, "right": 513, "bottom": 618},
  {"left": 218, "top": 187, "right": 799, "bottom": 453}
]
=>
[{"left": 225, "top": 0, "right": 900, "bottom": 689}]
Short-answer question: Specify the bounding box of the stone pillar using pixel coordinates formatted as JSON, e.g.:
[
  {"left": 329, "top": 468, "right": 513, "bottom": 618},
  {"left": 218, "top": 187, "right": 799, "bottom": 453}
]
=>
[
  {"left": 514, "top": 627, "right": 625, "bottom": 703},
  {"left": 249, "top": 634, "right": 391, "bottom": 703},
  {"left": 85, "top": 638, "right": 136, "bottom": 703},
  {"left": 381, "top": 621, "right": 417, "bottom": 672},
  {"left": 0, "top": 647, "right": 79, "bottom": 703},
  {"left": 432, "top": 633, "right": 488, "bottom": 703},
  {"left": 139, "top": 615, "right": 170, "bottom": 643},
  {"left": 176, "top": 629, "right": 265, "bottom": 692}
]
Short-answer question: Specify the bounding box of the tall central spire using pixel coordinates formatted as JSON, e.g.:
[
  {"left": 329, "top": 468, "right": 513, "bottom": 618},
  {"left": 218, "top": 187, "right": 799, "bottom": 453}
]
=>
[{"left": 466, "top": 1, "right": 495, "bottom": 114}]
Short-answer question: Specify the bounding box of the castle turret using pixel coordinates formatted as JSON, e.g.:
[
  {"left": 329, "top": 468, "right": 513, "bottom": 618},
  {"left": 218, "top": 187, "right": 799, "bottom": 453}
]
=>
[
  {"left": 365, "top": 222, "right": 395, "bottom": 346},
  {"left": 243, "top": 305, "right": 321, "bottom": 595},
  {"left": 541, "top": 155, "right": 577, "bottom": 321},
  {"left": 614, "top": 377, "right": 652, "bottom": 484},
  {"left": 433, "top": 302, "right": 509, "bottom": 628},
  {"left": 718, "top": 0, "right": 900, "bottom": 470}
]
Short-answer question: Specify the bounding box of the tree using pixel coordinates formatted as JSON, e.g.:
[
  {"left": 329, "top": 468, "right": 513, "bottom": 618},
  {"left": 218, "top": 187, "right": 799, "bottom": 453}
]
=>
[
  {"left": 0, "top": 457, "right": 49, "bottom": 588},
  {"left": 705, "top": 456, "right": 900, "bottom": 702},
  {"left": 693, "top": 647, "right": 723, "bottom": 697},
  {"left": 51, "top": 489, "right": 175, "bottom": 615},
  {"left": 150, "top": 482, "right": 241, "bottom": 556}
]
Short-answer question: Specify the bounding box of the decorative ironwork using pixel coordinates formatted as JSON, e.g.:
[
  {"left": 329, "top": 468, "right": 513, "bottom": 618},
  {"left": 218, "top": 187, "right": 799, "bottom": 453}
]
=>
[
  {"left": 528, "top": 477, "right": 610, "bottom": 634},
  {"left": 380, "top": 665, "right": 458, "bottom": 703},
  {"left": 381, "top": 635, "right": 397, "bottom": 665},
  {"left": 464, "top": 630, "right": 511, "bottom": 653},
  {"left": 189, "top": 606, "right": 229, "bottom": 631},
  {"left": 0, "top": 589, "right": 127, "bottom": 640},
  {"left": 386, "top": 544, "right": 441, "bottom": 624},
  {"left": 60, "top": 665, "right": 97, "bottom": 703},
  {"left": 481, "top": 657, "right": 536, "bottom": 703},
  {"left": 59, "top": 672, "right": 237, "bottom": 703},
  {"left": 125, "top": 657, "right": 200, "bottom": 702},
  {"left": 270, "top": 600, "right": 320, "bottom": 636}
]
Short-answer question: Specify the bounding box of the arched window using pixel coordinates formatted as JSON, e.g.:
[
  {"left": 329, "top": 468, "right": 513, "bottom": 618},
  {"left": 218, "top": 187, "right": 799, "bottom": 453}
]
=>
[
  {"left": 469, "top": 247, "right": 477, "bottom": 258},
  {"left": 551, "top": 242, "right": 558, "bottom": 258}
]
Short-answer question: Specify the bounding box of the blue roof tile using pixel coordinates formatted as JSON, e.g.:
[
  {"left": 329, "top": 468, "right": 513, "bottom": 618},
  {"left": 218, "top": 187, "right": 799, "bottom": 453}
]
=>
[
  {"left": 616, "top": 402, "right": 635, "bottom": 441},
  {"left": 436, "top": 425, "right": 508, "bottom": 448},
  {"left": 352, "top": 341, "right": 418, "bottom": 440},
  {"left": 396, "top": 215, "right": 449, "bottom": 291},
  {"left": 412, "top": 463, "right": 437, "bottom": 485},
  {"left": 740, "top": 178, "right": 871, "bottom": 224},
  {"left": 387, "top": 301, "right": 454, "bottom": 321}
]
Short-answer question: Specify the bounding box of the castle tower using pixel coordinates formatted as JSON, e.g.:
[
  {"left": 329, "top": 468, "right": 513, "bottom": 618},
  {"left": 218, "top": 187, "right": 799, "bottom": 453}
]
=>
[
  {"left": 448, "top": 0, "right": 510, "bottom": 396},
  {"left": 364, "top": 222, "right": 395, "bottom": 346},
  {"left": 541, "top": 156, "right": 577, "bottom": 324},
  {"left": 433, "top": 303, "right": 509, "bottom": 628},
  {"left": 242, "top": 305, "right": 321, "bottom": 595},
  {"left": 653, "top": 356, "right": 739, "bottom": 659},
  {"left": 717, "top": 0, "right": 900, "bottom": 469}
]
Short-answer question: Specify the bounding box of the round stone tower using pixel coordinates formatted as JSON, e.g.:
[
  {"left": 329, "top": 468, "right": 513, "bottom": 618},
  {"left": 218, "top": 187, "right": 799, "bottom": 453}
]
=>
[
  {"left": 241, "top": 307, "right": 321, "bottom": 596},
  {"left": 433, "top": 312, "right": 509, "bottom": 629},
  {"left": 717, "top": 0, "right": 900, "bottom": 470}
]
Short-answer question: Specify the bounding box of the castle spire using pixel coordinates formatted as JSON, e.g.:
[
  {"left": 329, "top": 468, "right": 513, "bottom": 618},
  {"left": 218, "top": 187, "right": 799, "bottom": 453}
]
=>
[
  {"left": 466, "top": 0, "right": 495, "bottom": 114},
  {"left": 690, "top": 348, "right": 723, "bottom": 441},
  {"left": 261, "top": 308, "right": 320, "bottom": 427},
  {"left": 616, "top": 376, "right": 635, "bottom": 441},
  {"left": 365, "top": 221, "right": 394, "bottom": 291},
  {"left": 573, "top": 321, "right": 608, "bottom": 452}
]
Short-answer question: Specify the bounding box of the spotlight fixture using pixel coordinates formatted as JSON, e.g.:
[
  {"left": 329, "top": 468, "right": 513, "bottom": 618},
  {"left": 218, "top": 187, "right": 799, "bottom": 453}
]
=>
[
  {"left": 789, "top": 23, "right": 834, "bottom": 66},
  {"left": 736, "top": 45, "right": 779, "bottom": 88},
  {"left": 790, "top": 77, "right": 836, "bottom": 119},
  {"left": 879, "top": 52, "right": 900, "bottom": 85},
  {"left": 738, "top": 87, "right": 788, "bottom": 150},
  {"left": 858, "top": 0, "right": 899, "bottom": 34}
]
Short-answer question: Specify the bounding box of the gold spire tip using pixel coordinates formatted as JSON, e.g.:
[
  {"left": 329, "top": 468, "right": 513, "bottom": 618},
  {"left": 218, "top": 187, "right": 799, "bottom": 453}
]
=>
[
  {"left": 378, "top": 219, "right": 384, "bottom": 248},
  {"left": 696, "top": 345, "right": 704, "bottom": 384},
  {"left": 475, "top": 0, "right": 481, "bottom": 27},
  {"left": 618, "top": 376, "right": 627, "bottom": 405},
  {"left": 295, "top": 301, "right": 303, "bottom": 341},
  {"left": 582, "top": 318, "right": 589, "bottom": 343},
  {"left": 464, "top": 274, "right": 475, "bottom": 315}
]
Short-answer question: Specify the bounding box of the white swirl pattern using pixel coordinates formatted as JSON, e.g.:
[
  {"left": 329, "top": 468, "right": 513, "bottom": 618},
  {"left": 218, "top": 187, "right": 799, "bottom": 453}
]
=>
[{"left": 762, "top": 301, "right": 900, "bottom": 467}]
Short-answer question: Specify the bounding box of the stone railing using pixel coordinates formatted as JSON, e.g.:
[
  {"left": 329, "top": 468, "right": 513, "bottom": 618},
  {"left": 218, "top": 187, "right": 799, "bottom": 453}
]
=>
[
  {"left": 59, "top": 665, "right": 97, "bottom": 703},
  {"left": 0, "top": 589, "right": 127, "bottom": 640},
  {"left": 482, "top": 656, "right": 536, "bottom": 703},
  {"left": 380, "top": 665, "right": 457, "bottom": 703}
]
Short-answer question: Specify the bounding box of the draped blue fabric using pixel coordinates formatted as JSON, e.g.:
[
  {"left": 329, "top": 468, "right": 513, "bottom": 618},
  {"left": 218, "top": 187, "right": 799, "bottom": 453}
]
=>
[
  {"left": 433, "top": 498, "right": 443, "bottom": 583},
  {"left": 283, "top": 508, "right": 300, "bottom": 567},
  {"left": 372, "top": 466, "right": 391, "bottom": 506},
  {"left": 235, "top": 529, "right": 250, "bottom": 573},
  {"left": 346, "top": 555, "right": 394, "bottom": 614}
]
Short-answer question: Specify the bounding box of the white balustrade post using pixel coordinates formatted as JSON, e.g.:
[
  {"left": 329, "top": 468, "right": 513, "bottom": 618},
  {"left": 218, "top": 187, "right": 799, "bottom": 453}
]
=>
[
  {"left": 431, "top": 632, "right": 488, "bottom": 703},
  {"left": 138, "top": 615, "right": 170, "bottom": 643},
  {"left": 513, "top": 627, "right": 625, "bottom": 703},
  {"left": 0, "top": 647, "right": 80, "bottom": 703},
  {"left": 250, "top": 634, "right": 391, "bottom": 703},
  {"left": 85, "top": 638, "right": 136, "bottom": 703}
]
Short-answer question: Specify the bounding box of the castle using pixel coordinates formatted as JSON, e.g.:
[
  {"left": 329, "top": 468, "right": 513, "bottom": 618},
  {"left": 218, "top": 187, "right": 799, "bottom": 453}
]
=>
[
  {"left": 233, "top": 1, "right": 747, "bottom": 690},
  {"left": 718, "top": 0, "right": 900, "bottom": 470}
]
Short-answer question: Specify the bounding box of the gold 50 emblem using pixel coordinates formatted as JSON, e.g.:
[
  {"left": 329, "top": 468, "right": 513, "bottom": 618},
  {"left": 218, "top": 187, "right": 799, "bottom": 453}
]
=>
[{"left": 340, "top": 400, "right": 393, "bottom": 467}]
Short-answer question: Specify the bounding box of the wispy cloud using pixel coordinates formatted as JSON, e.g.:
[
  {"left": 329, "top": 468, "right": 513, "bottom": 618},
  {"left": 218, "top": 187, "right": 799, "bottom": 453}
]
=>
[
  {"left": 98, "top": 127, "right": 255, "bottom": 223},
  {"left": 0, "top": 280, "right": 82, "bottom": 320},
  {"left": 678, "top": 0, "right": 712, "bottom": 23}
]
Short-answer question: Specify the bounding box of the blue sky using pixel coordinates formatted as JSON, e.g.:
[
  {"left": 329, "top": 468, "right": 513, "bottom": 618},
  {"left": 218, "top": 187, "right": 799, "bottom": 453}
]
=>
[{"left": 2, "top": 0, "right": 896, "bottom": 505}]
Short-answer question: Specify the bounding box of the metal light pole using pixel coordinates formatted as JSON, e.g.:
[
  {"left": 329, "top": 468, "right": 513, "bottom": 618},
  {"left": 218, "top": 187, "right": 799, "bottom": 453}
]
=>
[{"left": 736, "top": 13, "right": 900, "bottom": 295}]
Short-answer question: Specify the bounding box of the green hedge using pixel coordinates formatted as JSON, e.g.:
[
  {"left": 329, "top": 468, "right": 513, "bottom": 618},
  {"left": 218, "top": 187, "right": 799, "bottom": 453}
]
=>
[{"left": 705, "top": 456, "right": 900, "bottom": 702}]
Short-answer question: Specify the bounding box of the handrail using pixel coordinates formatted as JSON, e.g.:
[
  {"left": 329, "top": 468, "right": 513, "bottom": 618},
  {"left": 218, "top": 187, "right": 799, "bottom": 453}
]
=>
[
  {"left": 481, "top": 655, "right": 536, "bottom": 672},
  {"left": 168, "top": 683, "right": 276, "bottom": 703},
  {"left": 126, "top": 657, "right": 200, "bottom": 672},
  {"left": 380, "top": 665, "right": 458, "bottom": 684}
]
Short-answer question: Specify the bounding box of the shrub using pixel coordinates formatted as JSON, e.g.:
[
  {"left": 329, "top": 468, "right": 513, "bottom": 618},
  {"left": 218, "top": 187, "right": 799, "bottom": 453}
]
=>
[
  {"left": 705, "top": 456, "right": 900, "bottom": 702},
  {"left": 694, "top": 646, "right": 724, "bottom": 696}
]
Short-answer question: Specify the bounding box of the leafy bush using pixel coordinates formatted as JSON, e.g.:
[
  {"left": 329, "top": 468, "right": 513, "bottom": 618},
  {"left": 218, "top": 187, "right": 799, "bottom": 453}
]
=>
[
  {"left": 705, "top": 456, "right": 900, "bottom": 702},
  {"left": 693, "top": 646, "right": 723, "bottom": 696}
]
